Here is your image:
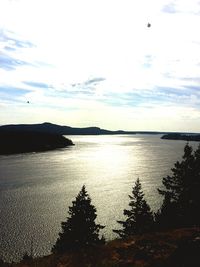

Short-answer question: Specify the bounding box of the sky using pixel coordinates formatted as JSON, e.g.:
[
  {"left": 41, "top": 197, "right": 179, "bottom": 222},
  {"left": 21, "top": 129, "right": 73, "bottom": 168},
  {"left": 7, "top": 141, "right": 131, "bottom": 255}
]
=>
[{"left": 1, "top": 0, "right": 200, "bottom": 131}]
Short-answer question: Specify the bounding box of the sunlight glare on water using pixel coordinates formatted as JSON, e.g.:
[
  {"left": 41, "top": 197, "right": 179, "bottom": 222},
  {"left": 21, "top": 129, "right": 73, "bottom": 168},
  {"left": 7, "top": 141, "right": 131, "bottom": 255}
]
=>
[{"left": 0, "top": 135, "right": 198, "bottom": 262}]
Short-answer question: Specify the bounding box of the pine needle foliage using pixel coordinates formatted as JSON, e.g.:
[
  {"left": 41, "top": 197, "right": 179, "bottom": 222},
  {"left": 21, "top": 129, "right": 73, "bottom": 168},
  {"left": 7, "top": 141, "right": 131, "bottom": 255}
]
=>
[
  {"left": 52, "top": 185, "right": 105, "bottom": 253},
  {"left": 113, "top": 178, "right": 154, "bottom": 238},
  {"left": 156, "top": 143, "right": 200, "bottom": 228}
]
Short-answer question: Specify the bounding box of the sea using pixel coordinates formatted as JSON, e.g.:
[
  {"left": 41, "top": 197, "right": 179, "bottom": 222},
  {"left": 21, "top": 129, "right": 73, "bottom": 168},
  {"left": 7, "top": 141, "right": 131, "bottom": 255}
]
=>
[{"left": 0, "top": 134, "right": 198, "bottom": 262}]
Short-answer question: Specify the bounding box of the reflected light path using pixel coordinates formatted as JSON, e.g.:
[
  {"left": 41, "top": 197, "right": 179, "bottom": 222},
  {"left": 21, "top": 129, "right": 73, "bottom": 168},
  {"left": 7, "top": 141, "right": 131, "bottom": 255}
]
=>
[{"left": 0, "top": 135, "right": 197, "bottom": 262}]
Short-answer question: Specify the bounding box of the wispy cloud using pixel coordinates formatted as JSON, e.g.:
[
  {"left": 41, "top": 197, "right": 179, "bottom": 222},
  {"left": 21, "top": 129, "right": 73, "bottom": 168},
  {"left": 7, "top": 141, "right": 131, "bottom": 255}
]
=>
[
  {"left": 162, "top": 0, "right": 200, "bottom": 14},
  {"left": 0, "top": 29, "right": 34, "bottom": 50},
  {"left": 0, "top": 85, "right": 32, "bottom": 106},
  {"left": 162, "top": 2, "right": 177, "bottom": 13},
  {"left": 0, "top": 29, "right": 34, "bottom": 71},
  {"left": 23, "top": 81, "right": 51, "bottom": 89},
  {"left": 0, "top": 54, "right": 30, "bottom": 71},
  {"left": 84, "top": 77, "right": 106, "bottom": 85},
  {"left": 0, "top": 85, "right": 31, "bottom": 96},
  {"left": 59, "top": 77, "right": 107, "bottom": 98},
  {"left": 71, "top": 77, "right": 106, "bottom": 89}
]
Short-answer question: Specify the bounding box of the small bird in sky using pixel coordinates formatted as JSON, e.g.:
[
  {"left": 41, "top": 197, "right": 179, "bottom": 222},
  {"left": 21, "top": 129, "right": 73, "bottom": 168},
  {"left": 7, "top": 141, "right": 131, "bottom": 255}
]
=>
[
  {"left": 27, "top": 101, "right": 30, "bottom": 104},
  {"left": 147, "top": 23, "right": 151, "bottom": 28}
]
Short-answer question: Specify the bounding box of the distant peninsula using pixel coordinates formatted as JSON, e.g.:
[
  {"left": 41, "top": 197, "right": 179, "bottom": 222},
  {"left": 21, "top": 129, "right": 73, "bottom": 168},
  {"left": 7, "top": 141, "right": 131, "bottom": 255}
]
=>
[
  {"left": 161, "top": 133, "right": 200, "bottom": 141},
  {"left": 0, "top": 130, "right": 74, "bottom": 155}
]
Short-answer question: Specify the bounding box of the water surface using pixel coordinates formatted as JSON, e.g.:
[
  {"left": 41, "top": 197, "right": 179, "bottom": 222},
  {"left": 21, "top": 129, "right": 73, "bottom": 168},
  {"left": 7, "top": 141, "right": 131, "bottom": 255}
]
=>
[{"left": 0, "top": 135, "right": 197, "bottom": 261}]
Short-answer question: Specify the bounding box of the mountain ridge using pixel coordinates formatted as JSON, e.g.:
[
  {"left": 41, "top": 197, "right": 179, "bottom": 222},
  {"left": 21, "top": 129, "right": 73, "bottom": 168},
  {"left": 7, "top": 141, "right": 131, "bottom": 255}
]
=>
[
  {"left": 0, "top": 122, "right": 135, "bottom": 135},
  {"left": 0, "top": 122, "right": 181, "bottom": 135}
]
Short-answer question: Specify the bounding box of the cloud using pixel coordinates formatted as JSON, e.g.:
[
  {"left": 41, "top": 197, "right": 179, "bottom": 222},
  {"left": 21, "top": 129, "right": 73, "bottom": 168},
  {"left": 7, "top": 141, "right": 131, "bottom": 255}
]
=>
[
  {"left": 0, "top": 29, "right": 34, "bottom": 50},
  {"left": 143, "top": 55, "right": 154, "bottom": 68},
  {"left": 181, "top": 77, "right": 200, "bottom": 85},
  {"left": 0, "top": 85, "right": 32, "bottom": 105},
  {"left": 60, "top": 77, "right": 107, "bottom": 97},
  {"left": 162, "top": 0, "right": 200, "bottom": 15},
  {"left": 162, "top": 2, "right": 177, "bottom": 13},
  {"left": 84, "top": 77, "right": 106, "bottom": 85},
  {"left": 71, "top": 77, "right": 106, "bottom": 89},
  {"left": 23, "top": 81, "right": 51, "bottom": 89},
  {"left": 99, "top": 84, "right": 200, "bottom": 112},
  {"left": 0, "top": 85, "right": 31, "bottom": 95},
  {"left": 0, "top": 54, "right": 30, "bottom": 71},
  {"left": 0, "top": 29, "right": 34, "bottom": 71}
]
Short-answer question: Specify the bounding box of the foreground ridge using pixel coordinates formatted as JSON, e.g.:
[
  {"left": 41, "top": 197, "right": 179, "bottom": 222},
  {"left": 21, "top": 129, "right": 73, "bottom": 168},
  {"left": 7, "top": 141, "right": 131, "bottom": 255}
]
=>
[{"left": 1, "top": 228, "right": 199, "bottom": 267}]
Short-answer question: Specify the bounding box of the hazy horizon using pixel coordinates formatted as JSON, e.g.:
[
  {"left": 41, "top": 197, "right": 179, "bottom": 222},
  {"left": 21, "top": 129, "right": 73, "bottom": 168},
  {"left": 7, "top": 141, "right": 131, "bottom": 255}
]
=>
[{"left": 1, "top": 1, "right": 200, "bottom": 132}]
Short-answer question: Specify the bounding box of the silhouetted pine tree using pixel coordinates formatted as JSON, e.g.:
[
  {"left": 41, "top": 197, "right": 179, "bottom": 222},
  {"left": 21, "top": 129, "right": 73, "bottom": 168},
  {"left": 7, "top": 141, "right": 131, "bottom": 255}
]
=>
[
  {"left": 0, "top": 258, "right": 7, "bottom": 267},
  {"left": 21, "top": 252, "right": 33, "bottom": 263},
  {"left": 52, "top": 185, "right": 105, "bottom": 253},
  {"left": 191, "top": 144, "right": 200, "bottom": 224},
  {"left": 113, "top": 178, "right": 154, "bottom": 238},
  {"left": 156, "top": 143, "right": 200, "bottom": 228}
]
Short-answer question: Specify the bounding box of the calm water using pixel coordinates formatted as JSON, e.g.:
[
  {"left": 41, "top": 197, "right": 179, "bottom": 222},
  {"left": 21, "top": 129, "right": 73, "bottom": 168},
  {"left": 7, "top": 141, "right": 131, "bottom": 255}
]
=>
[{"left": 0, "top": 135, "right": 198, "bottom": 262}]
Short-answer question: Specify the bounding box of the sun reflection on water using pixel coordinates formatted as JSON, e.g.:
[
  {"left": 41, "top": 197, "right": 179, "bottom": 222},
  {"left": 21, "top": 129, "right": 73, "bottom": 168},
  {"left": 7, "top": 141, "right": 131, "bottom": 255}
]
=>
[{"left": 1, "top": 134, "right": 195, "bottom": 262}]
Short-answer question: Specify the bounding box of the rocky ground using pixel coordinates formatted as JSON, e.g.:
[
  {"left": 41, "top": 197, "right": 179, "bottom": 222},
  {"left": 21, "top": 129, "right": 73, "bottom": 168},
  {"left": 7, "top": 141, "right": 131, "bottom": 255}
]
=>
[{"left": 1, "top": 228, "right": 200, "bottom": 267}]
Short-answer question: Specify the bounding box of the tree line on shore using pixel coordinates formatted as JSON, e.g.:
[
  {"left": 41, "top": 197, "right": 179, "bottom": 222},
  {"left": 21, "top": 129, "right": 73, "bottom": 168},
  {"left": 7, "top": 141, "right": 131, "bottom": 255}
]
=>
[{"left": 51, "top": 143, "right": 200, "bottom": 255}]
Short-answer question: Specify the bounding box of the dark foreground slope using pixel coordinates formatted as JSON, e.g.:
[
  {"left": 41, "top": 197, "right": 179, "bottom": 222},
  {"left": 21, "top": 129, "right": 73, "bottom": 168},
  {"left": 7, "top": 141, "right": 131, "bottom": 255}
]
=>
[
  {"left": 0, "top": 130, "right": 74, "bottom": 155},
  {"left": 1, "top": 228, "right": 199, "bottom": 267}
]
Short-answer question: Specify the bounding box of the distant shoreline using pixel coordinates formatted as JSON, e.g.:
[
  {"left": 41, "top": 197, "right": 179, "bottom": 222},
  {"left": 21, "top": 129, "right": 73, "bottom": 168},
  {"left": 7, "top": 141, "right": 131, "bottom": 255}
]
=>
[
  {"left": 161, "top": 133, "right": 200, "bottom": 142},
  {"left": 1, "top": 123, "right": 200, "bottom": 154}
]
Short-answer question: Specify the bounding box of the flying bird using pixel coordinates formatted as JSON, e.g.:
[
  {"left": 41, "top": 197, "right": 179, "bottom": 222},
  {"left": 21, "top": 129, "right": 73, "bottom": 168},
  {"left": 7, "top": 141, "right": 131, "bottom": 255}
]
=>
[
  {"left": 27, "top": 101, "right": 30, "bottom": 104},
  {"left": 147, "top": 23, "right": 151, "bottom": 28}
]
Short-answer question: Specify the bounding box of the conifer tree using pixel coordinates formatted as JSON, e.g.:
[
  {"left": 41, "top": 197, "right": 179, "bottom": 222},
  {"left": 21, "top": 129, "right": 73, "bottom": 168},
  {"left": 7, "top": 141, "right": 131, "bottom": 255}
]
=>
[
  {"left": 113, "top": 178, "right": 154, "bottom": 238},
  {"left": 192, "top": 144, "right": 200, "bottom": 225},
  {"left": 156, "top": 143, "right": 200, "bottom": 228},
  {"left": 52, "top": 185, "right": 105, "bottom": 253}
]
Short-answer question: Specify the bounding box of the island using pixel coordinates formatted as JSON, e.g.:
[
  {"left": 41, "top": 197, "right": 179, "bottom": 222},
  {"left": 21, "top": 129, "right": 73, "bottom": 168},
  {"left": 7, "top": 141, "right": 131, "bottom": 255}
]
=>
[
  {"left": 0, "top": 130, "right": 74, "bottom": 155},
  {"left": 161, "top": 133, "right": 200, "bottom": 141}
]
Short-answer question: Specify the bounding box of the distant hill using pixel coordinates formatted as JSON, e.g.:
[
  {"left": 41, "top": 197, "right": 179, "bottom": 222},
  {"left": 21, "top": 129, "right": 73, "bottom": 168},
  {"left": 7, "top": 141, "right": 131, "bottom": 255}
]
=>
[
  {"left": 0, "top": 122, "right": 134, "bottom": 135},
  {"left": 1, "top": 122, "right": 198, "bottom": 137},
  {"left": 0, "top": 130, "right": 74, "bottom": 155},
  {"left": 0, "top": 122, "right": 167, "bottom": 135}
]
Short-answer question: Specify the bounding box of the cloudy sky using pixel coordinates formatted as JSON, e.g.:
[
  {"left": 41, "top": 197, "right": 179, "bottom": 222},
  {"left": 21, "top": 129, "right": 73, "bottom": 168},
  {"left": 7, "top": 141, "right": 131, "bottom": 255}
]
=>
[{"left": 1, "top": 0, "right": 200, "bottom": 131}]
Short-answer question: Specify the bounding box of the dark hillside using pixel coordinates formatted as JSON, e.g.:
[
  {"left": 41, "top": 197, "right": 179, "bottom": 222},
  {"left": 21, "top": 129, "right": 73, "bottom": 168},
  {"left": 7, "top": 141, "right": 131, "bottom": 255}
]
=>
[{"left": 0, "top": 130, "right": 74, "bottom": 155}]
